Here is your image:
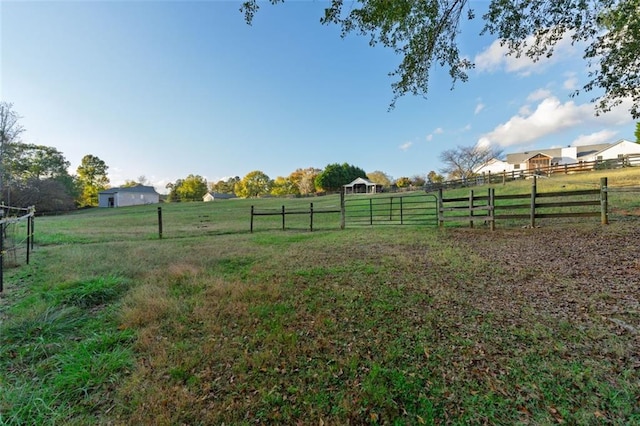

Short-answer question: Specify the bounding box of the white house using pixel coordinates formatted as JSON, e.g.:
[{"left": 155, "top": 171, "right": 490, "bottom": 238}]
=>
[
  {"left": 476, "top": 139, "right": 640, "bottom": 174},
  {"left": 98, "top": 185, "right": 160, "bottom": 208},
  {"left": 578, "top": 139, "right": 640, "bottom": 162},
  {"left": 203, "top": 192, "right": 236, "bottom": 202}
]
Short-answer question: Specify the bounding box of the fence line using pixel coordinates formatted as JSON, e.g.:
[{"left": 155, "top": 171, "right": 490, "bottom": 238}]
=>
[
  {"left": 437, "top": 177, "right": 608, "bottom": 229},
  {"left": 344, "top": 193, "right": 438, "bottom": 226},
  {"left": 425, "top": 155, "right": 640, "bottom": 192},
  {"left": 250, "top": 203, "right": 341, "bottom": 232},
  {"left": 1, "top": 205, "right": 36, "bottom": 293}
]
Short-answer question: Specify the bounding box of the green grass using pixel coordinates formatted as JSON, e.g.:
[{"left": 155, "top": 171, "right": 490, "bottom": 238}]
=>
[{"left": 1, "top": 169, "right": 639, "bottom": 424}]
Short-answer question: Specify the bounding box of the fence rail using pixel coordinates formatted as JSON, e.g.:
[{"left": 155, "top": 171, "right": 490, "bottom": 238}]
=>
[
  {"left": 437, "top": 177, "right": 608, "bottom": 229},
  {"left": 344, "top": 193, "right": 438, "bottom": 226},
  {"left": 425, "top": 155, "right": 640, "bottom": 192},
  {"left": 250, "top": 203, "right": 340, "bottom": 232}
]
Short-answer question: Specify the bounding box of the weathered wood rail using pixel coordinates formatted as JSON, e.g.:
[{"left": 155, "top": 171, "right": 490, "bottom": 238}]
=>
[
  {"left": 437, "top": 177, "right": 609, "bottom": 229},
  {"left": 250, "top": 203, "right": 341, "bottom": 232}
]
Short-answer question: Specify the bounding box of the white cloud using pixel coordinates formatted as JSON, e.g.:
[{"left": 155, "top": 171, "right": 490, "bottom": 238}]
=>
[
  {"left": 563, "top": 72, "right": 579, "bottom": 90},
  {"left": 399, "top": 142, "right": 413, "bottom": 151},
  {"left": 425, "top": 134, "right": 433, "bottom": 142},
  {"left": 434, "top": 127, "right": 444, "bottom": 134},
  {"left": 572, "top": 130, "right": 618, "bottom": 146},
  {"left": 474, "top": 103, "right": 485, "bottom": 115},
  {"left": 462, "top": 124, "right": 471, "bottom": 132},
  {"left": 527, "top": 89, "right": 552, "bottom": 102},
  {"left": 478, "top": 95, "right": 634, "bottom": 148},
  {"left": 474, "top": 33, "right": 577, "bottom": 76}
]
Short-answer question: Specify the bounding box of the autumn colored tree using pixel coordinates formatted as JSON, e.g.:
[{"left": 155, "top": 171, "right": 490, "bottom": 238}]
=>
[
  {"left": 289, "top": 167, "right": 321, "bottom": 195},
  {"left": 395, "top": 177, "right": 411, "bottom": 188},
  {"left": 235, "top": 170, "right": 272, "bottom": 198},
  {"left": 427, "top": 171, "right": 445, "bottom": 183},
  {"left": 366, "top": 171, "right": 392, "bottom": 188},
  {"left": 270, "top": 176, "right": 299, "bottom": 197}
]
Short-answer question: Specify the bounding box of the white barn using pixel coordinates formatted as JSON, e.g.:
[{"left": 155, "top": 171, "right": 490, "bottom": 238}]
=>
[
  {"left": 98, "top": 185, "right": 160, "bottom": 208},
  {"left": 476, "top": 139, "right": 640, "bottom": 174}
]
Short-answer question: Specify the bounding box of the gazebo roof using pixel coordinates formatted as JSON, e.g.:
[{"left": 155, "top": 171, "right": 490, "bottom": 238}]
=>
[{"left": 344, "top": 177, "right": 376, "bottom": 187}]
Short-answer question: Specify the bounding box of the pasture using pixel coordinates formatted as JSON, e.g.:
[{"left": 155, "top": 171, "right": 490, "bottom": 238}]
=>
[{"left": 1, "top": 168, "right": 639, "bottom": 424}]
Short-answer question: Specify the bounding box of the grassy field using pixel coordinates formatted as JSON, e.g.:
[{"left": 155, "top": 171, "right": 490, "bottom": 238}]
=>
[{"left": 1, "top": 169, "right": 639, "bottom": 424}]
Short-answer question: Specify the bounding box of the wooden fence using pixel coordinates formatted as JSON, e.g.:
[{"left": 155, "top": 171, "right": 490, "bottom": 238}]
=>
[
  {"left": 250, "top": 203, "right": 341, "bottom": 232},
  {"left": 437, "top": 177, "right": 608, "bottom": 230},
  {"left": 426, "top": 155, "right": 640, "bottom": 192}
]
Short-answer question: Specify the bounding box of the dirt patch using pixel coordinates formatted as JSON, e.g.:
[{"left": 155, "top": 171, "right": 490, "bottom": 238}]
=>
[{"left": 444, "top": 222, "right": 640, "bottom": 334}]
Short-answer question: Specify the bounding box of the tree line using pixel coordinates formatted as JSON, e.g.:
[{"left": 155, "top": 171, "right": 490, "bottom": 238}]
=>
[
  {"left": 164, "top": 164, "right": 447, "bottom": 202},
  {"left": 0, "top": 102, "right": 110, "bottom": 212}
]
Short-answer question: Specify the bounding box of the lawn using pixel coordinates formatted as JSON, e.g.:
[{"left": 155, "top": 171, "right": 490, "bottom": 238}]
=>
[{"left": 1, "top": 169, "right": 639, "bottom": 424}]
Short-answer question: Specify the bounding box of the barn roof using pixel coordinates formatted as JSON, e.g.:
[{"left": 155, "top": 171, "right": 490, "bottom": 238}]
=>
[{"left": 99, "top": 185, "right": 159, "bottom": 195}]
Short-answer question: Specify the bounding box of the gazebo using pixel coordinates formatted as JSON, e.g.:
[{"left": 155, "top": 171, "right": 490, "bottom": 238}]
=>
[{"left": 343, "top": 177, "right": 383, "bottom": 194}]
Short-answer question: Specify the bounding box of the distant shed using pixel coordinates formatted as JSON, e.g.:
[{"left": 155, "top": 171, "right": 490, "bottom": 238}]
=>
[
  {"left": 203, "top": 192, "right": 237, "bottom": 202},
  {"left": 98, "top": 185, "right": 160, "bottom": 208}
]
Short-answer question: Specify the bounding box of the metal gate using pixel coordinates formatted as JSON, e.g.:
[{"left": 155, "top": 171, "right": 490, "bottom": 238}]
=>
[{"left": 344, "top": 193, "right": 438, "bottom": 226}]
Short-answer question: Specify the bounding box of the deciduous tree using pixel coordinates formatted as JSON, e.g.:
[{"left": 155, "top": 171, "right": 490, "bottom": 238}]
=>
[
  {"left": 395, "top": 177, "right": 411, "bottom": 188},
  {"left": 5, "top": 144, "right": 70, "bottom": 182},
  {"left": 243, "top": 0, "right": 640, "bottom": 117},
  {"left": 76, "top": 154, "right": 110, "bottom": 207},
  {"left": 235, "top": 170, "right": 272, "bottom": 198},
  {"left": 635, "top": 122, "right": 640, "bottom": 144},
  {"left": 210, "top": 176, "right": 240, "bottom": 194},
  {"left": 270, "top": 176, "right": 299, "bottom": 197},
  {"left": 439, "top": 144, "right": 502, "bottom": 180},
  {"left": 10, "top": 178, "right": 76, "bottom": 212},
  {"left": 177, "top": 174, "right": 208, "bottom": 202},
  {"left": 411, "top": 175, "right": 426, "bottom": 187},
  {"left": 123, "top": 176, "right": 150, "bottom": 187},
  {"left": 427, "top": 171, "right": 444, "bottom": 183},
  {"left": 289, "top": 167, "right": 321, "bottom": 195},
  {"left": 0, "top": 102, "right": 25, "bottom": 201},
  {"left": 366, "top": 171, "right": 392, "bottom": 188}
]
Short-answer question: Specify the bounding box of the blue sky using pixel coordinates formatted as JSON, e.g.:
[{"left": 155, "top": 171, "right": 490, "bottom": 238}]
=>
[{"left": 1, "top": 1, "right": 636, "bottom": 193}]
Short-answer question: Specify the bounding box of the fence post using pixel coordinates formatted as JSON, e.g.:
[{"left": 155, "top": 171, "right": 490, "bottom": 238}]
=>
[
  {"left": 340, "top": 189, "right": 345, "bottom": 230},
  {"left": 489, "top": 188, "right": 496, "bottom": 231},
  {"left": 250, "top": 206, "right": 254, "bottom": 233},
  {"left": 437, "top": 188, "right": 444, "bottom": 227},
  {"left": 530, "top": 176, "right": 537, "bottom": 228},
  {"left": 26, "top": 214, "right": 31, "bottom": 265},
  {"left": 157, "top": 207, "right": 163, "bottom": 239},
  {"left": 310, "top": 202, "right": 314, "bottom": 232},
  {"left": 389, "top": 197, "right": 393, "bottom": 221},
  {"left": 30, "top": 215, "right": 34, "bottom": 249},
  {"left": 469, "top": 190, "right": 474, "bottom": 228},
  {"left": 282, "top": 205, "right": 285, "bottom": 231},
  {"left": 369, "top": 199, "right": 373, "bottom": 225},
  {"left": 400, "top": 197, "right": 404, "bottom": 225},
  {"left": 600, "top": 177, "right": 608, "bottom": 225}
]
